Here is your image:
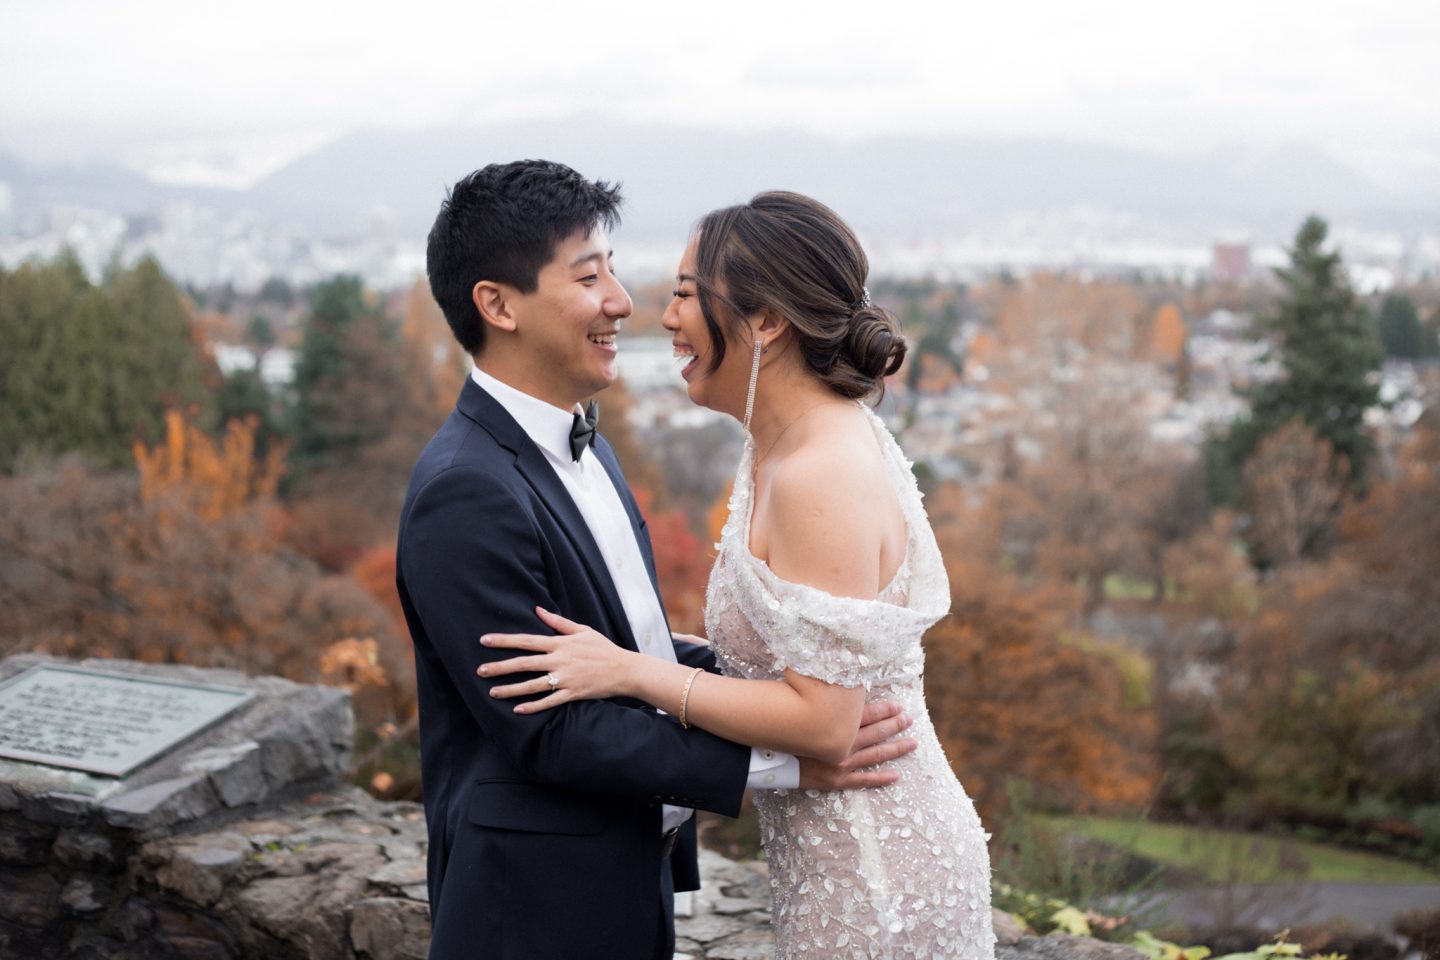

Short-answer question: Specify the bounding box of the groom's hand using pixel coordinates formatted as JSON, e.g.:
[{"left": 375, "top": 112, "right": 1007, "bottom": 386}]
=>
[{"left": 797, "top": 701, "right": 915, "bottom": 790}]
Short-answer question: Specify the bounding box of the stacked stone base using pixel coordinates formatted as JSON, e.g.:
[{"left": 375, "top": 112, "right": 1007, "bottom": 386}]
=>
[
  {"left": 0, "top": 787, "right": 430, "bottom": 960},
  {"left": 1, "top": 788, "right": 426, "bottom": 960},
  {"left": 675, "top": 848, "right": 1141, "bottom": 960},
  {"left": 0, "top": 658, "right": 1142, "bottom": 960},
  {"left": 1, "top": 779, "right": 1147, "bottom": 960}
]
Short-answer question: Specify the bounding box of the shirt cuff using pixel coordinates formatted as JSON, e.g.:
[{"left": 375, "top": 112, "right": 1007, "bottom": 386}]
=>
[{"left": 746, "top": 747, "right": 799, "bottom": 790}]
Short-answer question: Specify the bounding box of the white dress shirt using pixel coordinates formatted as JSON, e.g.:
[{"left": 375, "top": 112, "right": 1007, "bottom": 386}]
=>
[{"left": 471, "top": 368, "right": 799, "bottom": 831}]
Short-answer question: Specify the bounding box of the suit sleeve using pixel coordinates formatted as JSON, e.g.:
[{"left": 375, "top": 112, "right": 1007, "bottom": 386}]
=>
[
  {"left": 400, "top": 463, "right": 750, "bottom": 815},
  {"left": 672, "top": 637, "right": 720, "bottom": 673}
]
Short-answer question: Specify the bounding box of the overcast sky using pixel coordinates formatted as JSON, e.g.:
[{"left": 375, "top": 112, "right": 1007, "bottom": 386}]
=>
[{"left": 2, "top": 0, "right": 1437, "bottom": 190}]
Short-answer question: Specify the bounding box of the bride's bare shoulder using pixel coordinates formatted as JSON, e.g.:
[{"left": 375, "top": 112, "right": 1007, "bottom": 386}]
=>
[
  {"left": 777, "top": 405, "right": 887, "bottom": 494},
  {"left": 763, "top": 407, "right": 891, "bottom": 598}
]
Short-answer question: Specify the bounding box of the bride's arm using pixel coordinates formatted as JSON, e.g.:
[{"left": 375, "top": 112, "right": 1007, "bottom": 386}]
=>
[
  {"left": 479, "top": 449, "right": 890, "bottom": 765},
  {"left": 480, "top": 609, "right": 864, "bottom": 764},
  {"left": 675, "top": 446, "right": 890, "bottom": 760}
]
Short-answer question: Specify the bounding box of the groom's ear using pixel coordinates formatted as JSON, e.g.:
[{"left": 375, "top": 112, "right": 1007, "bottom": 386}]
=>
[{"left": 473, "top": 280, "right": 518, "bottom": 334}]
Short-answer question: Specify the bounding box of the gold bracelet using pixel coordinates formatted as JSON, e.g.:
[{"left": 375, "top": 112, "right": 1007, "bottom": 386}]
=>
[{"left": 678, "top": 667, "right": 704, "bottom": 729}]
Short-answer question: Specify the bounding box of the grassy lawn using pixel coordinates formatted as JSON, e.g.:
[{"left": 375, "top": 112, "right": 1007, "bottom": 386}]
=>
[
  {"left": 1101, "top": 572, "right": 1162, "bottom": 601},
  {"left": 1045, "top": 815, "right": 1440, "bottom": 885}
]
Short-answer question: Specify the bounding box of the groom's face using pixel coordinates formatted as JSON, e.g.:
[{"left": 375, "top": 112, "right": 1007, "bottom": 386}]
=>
[{"left": 507, "top": 228, "right": 632, "bottom": 409}]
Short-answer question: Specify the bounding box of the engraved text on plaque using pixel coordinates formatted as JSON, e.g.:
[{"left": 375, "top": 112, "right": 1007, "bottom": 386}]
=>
[{"left": 0, "top": 665, "right": 254, "bottom": 777}]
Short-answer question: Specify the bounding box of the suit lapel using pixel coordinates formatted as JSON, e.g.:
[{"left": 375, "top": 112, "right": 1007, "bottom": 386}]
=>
[{"left": 457, "top": 379, "right": 639, "bottom": 653}]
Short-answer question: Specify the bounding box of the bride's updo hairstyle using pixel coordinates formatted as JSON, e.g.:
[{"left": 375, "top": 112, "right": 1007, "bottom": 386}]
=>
[{"left": 691, "top": 191, "right": 906, "bottom": 401}]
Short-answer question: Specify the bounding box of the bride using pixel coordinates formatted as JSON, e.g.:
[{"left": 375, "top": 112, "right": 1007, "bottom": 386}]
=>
[{"left": 478, "top": 192, "right": 995, "bottom": 959}]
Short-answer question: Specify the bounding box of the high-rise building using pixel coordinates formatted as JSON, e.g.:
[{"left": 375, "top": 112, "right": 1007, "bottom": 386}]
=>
[{"left": 1211, "top": 240, "right": 1251, "bottom": 284}]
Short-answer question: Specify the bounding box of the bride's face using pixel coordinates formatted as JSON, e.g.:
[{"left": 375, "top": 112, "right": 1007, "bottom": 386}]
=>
[{"left": 661, "top": 235, "right": 754, "bottom": 418}]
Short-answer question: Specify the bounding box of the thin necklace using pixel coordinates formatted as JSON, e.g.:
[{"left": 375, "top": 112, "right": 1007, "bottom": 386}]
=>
[{"left": 752, "top": 400, "right": 835, "bottom": 470}]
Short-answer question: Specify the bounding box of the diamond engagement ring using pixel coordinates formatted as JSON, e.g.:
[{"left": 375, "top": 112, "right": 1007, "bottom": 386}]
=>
[{"left": 545, "top": 674, "right": 559, "bottom": 691}]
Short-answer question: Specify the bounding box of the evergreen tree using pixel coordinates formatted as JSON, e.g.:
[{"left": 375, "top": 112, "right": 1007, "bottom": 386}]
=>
[
  {"left": 902, "top": 295, "right": 965, "bottom": 426},
  {"left": 1377, "top": 293, "right": 1427, "bottom": 358},
  {"left": 258, "top": 276, "right": 294, "bottom": 308},
  {"left": 287, "top": 275, "right": 439, "bottom": 561},
  {"left": 922, "top": 298, "right": 965, "bottom": 374},
  {"left": 0, "top": 252, "right": 210, "bottom": 472},
  {"left": 107, "top": 255, "right": 213, "bottom": 436},
  {"left": 290, "top": 275, "right": 438, "bottom": 484},
  {"left": 902, "top": 298, "right": 927, "bottom": 395},
  {"left": 216, "top": 368, "right": 289, "bottom": 459},
  {"left": 1208, "top": 216, "right": 1381, "bottom": 501},
  {"left": 291, "top": 275, "right": 388, "bottom": 474},
  {"left": 246, "top": 312, "right": 277, "bottom": 355}
]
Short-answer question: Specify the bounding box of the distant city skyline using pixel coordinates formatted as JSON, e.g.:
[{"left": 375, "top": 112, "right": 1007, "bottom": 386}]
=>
[{"left": 2, "top": 0, "right": 1437, "bottom": 194}]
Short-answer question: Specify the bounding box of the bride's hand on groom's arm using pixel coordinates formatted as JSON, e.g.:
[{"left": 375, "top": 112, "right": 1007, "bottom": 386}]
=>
[
  {"left": 797, "top": 701, "right": 916, "bottom": 790},
  {"left": 480, "top": 611, "right": 916, "bottom": 785},
  {"left": 478, "top": 607, "right": 641, "bottom": 712}
]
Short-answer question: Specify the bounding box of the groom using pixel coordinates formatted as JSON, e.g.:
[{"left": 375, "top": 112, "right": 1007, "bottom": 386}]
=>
[{"left": 397, "top": 160, "right": 915, "bottom": 960}]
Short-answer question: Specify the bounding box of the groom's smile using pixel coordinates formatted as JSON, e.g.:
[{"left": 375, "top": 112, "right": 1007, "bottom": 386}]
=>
[{"left": 504, "top": 228, "right": 632, "bottom": 410}]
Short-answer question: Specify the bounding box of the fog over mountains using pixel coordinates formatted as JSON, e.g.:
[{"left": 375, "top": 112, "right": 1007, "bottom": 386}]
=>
[{"left": 4, "top": 118, "right": 1434, "bottom": 250}]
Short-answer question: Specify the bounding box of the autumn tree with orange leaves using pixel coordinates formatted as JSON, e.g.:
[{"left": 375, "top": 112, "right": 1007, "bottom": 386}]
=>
[
  {"left": 631, "top": 486, "right": 710, "bottom": 634},
  {"left": 981, "top": 370, "right": 1206, "bottom": 611},
  {"left": 1241, "top": 419, "right": 1347, "bottom": 567},
  {"left": 399, "top": 278, "right": 470, "bottom": 422},
  {"left": 0, "top": 414, "right": 412, "bottom": 727},
  {"left": 957, "top": 272, "right": 1210, "bottom": 610},
  {"left": 1145, "top": 303, "right": 1188, "bottom": 365},
  {"left": 1217, "top": 412, "right": 1440, "bottom": 821},
  {"left": 134, "top": 409, "right": 286, "bottom": 520},
  {"left": 922, "top": 485, "right": 1158, "bottom": 824}
]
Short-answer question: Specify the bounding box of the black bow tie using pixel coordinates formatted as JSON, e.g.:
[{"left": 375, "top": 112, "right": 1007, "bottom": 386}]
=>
[{"left": 569, "top": 401, "right": 599, "bottom": 461}]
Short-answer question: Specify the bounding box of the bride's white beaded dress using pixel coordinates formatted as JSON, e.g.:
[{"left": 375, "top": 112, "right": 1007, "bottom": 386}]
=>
[{"left": 705, "top": 404, "right": 996, "bottom": 960}]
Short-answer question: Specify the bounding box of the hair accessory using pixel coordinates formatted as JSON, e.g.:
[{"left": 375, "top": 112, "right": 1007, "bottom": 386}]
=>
[
  {"left": 861, "top": 286, "right": 872, "bottom": 308},
  {"left": 679, "top": 667, "right": 704, "bottom": 729},
  {"left": 742, "top": 338, "right": 763, "bottom": 432}
]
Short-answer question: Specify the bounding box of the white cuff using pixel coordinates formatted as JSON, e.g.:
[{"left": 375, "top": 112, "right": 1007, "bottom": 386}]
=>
[
  {"left": 662, "top": 804, "right": 693, "bottom": 833},
  {"left": 746, "top": 747, "right": 799, "bottom": 790}
]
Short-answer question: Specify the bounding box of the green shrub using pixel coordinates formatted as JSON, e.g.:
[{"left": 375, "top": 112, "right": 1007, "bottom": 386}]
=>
[
  {"left": 991, "top": 782, "right": 1164, "bottom": 934},
  {"left": 1342, "top": 795, "right": 1395, "bottom": 825},
  {"left": 1414, "top": 804, "right": 1440, "bottom": 857}
]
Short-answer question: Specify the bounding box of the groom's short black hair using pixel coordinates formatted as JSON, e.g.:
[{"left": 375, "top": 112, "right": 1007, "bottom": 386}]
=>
[{"left": 426, "top": 159, "right": 624, "bottom": 354}]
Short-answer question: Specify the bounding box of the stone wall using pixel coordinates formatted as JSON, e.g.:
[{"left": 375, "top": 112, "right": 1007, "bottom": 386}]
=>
[
  {"left": 0, "top": 655, "right": 361, "bottom": 958},
  {"left": 6, "top": 779, "right": 1143, "bottom": 960},
  {"left": 0, "top": 657, "right": 1142, "bottom": 960}
]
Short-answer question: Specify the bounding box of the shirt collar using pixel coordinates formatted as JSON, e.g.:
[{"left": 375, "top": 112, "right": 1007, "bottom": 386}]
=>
[{"left": 470, "top": 366, "right": 584, "bottom": 465}]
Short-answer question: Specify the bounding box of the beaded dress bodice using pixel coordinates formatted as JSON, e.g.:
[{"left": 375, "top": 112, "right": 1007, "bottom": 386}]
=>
[{"left": 705, "top": 405, "right": 995, "bottom": 959}]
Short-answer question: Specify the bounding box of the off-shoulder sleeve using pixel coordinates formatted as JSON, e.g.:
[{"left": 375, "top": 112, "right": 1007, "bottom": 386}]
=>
[
  {"left": 714, "top": 403, "right": 952, "bottom": 689},
  {"left": 724, "top": 555, "right": 946, "bottom": 689}
]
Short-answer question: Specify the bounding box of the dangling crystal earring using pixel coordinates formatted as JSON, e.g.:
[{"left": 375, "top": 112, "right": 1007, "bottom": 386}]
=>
[{"left": 742, "top": 338, "right": 764, "bottom": 433}]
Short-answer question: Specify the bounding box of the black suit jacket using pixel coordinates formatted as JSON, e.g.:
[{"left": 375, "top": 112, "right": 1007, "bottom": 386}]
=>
[{"left": 396, "top": 378, "right": 751, "bottom": 960}]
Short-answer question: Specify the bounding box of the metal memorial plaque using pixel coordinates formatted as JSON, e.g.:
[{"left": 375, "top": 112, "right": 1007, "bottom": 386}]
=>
[{"left": 0, "top": 665, "right": 255, "bottom": 777}]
